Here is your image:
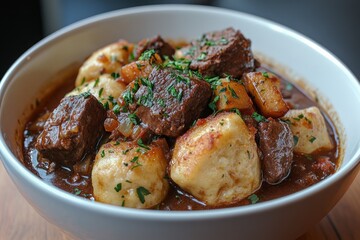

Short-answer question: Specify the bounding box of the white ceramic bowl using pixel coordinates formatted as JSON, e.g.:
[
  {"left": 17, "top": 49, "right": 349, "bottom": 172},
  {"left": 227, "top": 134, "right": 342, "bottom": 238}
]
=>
[{"left": 1, "top": 4, "right": 360, "bottom": 240}]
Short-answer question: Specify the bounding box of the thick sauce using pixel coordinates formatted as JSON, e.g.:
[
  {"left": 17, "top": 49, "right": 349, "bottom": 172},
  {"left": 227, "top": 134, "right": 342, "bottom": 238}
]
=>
[{"left": 22, "top": 65, "right": 339, "bottom": 210}]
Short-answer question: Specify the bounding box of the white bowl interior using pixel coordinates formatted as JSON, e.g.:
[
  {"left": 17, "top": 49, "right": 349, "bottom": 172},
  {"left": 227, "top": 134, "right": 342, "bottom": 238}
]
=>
[{"left": 1, "top": 4, "right": 360, "bottom": 240}]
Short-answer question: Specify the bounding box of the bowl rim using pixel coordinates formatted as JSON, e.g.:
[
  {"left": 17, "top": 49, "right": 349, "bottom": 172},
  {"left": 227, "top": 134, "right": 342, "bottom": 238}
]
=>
[{"left": 1, "top": 4, "right": 360, "bottom": 220}]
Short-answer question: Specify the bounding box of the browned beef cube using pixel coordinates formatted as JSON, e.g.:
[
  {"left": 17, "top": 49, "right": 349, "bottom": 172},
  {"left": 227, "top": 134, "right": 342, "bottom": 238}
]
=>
[
  {"left": 181, "top": 27, "right": 255, "bottom": 78},
  {"left": 135, "top": 67, "right": 212, "bottom": 137},
  {"left": 134, "top": 35, "right": 175, "bottom": 60},
  {"left": 35, "top": 94, "right": 106, "bottom": 166},
  {"left": 258, "top": 118, "right": 294, "bottom": 184}
]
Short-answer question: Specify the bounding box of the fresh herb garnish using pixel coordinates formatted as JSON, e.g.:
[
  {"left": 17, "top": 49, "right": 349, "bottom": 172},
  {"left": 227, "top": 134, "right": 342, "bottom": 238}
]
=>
[
  {"left": 293, "top": 135, "right": 299, "bottom": 146},
  {"left": 137, "top": 139, "right": 150, "bottom": 150},
  {"left": 309, "top": 136, "right": 317, "bottom": 143},
  {"left": 252, "top": 112, "right": 266, "bottom": 122},
  {"left": 136, "top": 186, "right": 151, "bottom": 204},
  {"left": 139, "top": 49, "right": 156, "bottom": 61},
  {"left": 111, "top": 72, "right": 120, "bottom": 79},
  {"left": 128, "top": 113, "right": 140, "bottom": 125},
  {"left": 114, "top": 183, "right": 122, "bottom": 192},
  {"left": 248, "top": 194, "right": 259, "bottom": 204},
  {"left": 73, "top": 188, "right": 82, "bottom": 196}
]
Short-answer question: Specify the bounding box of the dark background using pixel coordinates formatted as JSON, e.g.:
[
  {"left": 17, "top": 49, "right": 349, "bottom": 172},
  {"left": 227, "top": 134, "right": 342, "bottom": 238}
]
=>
[{"left": 1, "top": 0, "right": 359, "bottom": 80}]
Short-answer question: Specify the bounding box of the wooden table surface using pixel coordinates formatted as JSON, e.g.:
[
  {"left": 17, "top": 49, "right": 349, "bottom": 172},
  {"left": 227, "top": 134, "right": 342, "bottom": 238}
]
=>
[{"left": 1, "top": 160, "right": 359, "bottom": 240}]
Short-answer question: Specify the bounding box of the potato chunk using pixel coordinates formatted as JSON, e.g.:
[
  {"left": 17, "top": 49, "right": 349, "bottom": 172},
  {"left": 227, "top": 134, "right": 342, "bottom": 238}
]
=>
[
  {"left": 67, "top": 74, "right": 126, "bottom": 109},
  {"left": 214, "top": 78, "right": 254, "bottom": 114},
  {"left": 75, "top": 40, "right": 134, "bottom": 86},
  {"left": 92, "top": 141, "right": 169, "bottom": 209},
  {"left": 281, "top": 106, "right": 334, "bottom": 154},
  {"left": 119, "top": 53, "right": 162, "bottom": 84},
  {"left": 244, "top": 72, "right": 289, "bottom": 118},
  {"left": 170, "top": 112, "right": 261, "bottom": 206}
]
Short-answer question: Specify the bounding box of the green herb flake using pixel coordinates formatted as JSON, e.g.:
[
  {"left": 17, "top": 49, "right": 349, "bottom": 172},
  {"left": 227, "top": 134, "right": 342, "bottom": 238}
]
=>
[
  {"left": 113, "top": 104, "right": 121, "bottom": 115},
  {"left": 136, "top": 186, "right": 151, "bottom": 204},
  {"left": 219, "top": 87, "right": 227, "bottom": 93},
  {"left": 228, "top": 86, "right": 239, "bottom": 99},
  {"left": 80, "top": 77, "right": 86, "bottom": 85},
  {"left": 139, "top": 49, "right": 156, "bottom": 61},
  {"left": 80, "top": 91, "right": 91, "bottom": 99},
  {"left": 157, "top": 98, "right": 166, "bottom": 108},
  {"left": 252, "top": 112, "right": 266, "bottom": 122},
  {"left": 100, "top": 150, "right": 105, "bottom": 158},
  {"left": 98, "top": 88, "right": 104, "bottom": 97},
  {"left": 231, "top": 108, "right": 241, "bottom": 116},
  {"left": 111, "top": 72, "right": 120, "bottom": 79},
  {"left": 219, "top": 37, "right": 229, "bottom": 45},
  {"left": 92, "top": 79, "right": 99, "bottom": 88},
  {"left": 137, "top": 139, "right": 150, "bottom": 150},
  {"left": 248, "top": 194, "right": 259, "bottom": 204},
  {"left": 128, "top": 113, "right": 140, "bottom": 125},
  {"left": 293, "top": 114, "right": 304, "bottom": 121},
  {"left": 114, "top": 141, "right": 120, "bottom": 146},
  {"left": 130, "top": 156, "right": 142, "bottom": 170},
  {"left": 309, "top": 136, "right": 317, "bottom": 143},
  {"left": 197, "top": 52, "right": 207, "bottom": 61},
  {"left": 293, "top": 135, "right": 299, "bottom": 146},
  {"left": 208, "top": 95, "right": 220, "bottom": 112},
  {"left": 73, "top": 188, "right": 82, "bottom": 196},
  {"left": 103, "top": 101, "right": 110, "bottom": 110},
  {"left": 262, "top": 72, "right": 269, "bottom": 78},
  {"left": 122, "top": 148, "right": 132, "bottom": 155},
  {"left": 114, "top": 183, "right": 122, "bottom": 192}
]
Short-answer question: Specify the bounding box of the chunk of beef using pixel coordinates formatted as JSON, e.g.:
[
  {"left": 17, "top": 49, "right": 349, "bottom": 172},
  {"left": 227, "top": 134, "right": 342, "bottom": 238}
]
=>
[
  {"left": 135, "top": 67, "right": 212, "bottom": 137},
  {"left": 181, "top": 27, "right": 255, "bottom": 78},
  {"left": 258, "top": 118, "right": 294, "bottom": 184},
  {"left": 134, "top": 35, "right": 175, "bottom": 60},
  {"left": 35, "top": 94, "right": 106, "bottom": 166}
]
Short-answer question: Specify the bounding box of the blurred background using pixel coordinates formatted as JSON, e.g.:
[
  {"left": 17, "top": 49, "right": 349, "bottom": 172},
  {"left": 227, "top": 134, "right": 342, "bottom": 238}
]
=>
[{"left": 1, "top": 0, "right": 359, "bottom": 80}]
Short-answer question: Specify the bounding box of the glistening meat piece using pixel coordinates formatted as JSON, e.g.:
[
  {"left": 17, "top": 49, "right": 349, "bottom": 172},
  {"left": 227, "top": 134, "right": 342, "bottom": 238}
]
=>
[
  {"left": 134, "top": 35, "right": 175, "bottom": 60},
  {"left": 35, "top": 93, "right": 106, "bottom": 166},
  {"left": 135, "top": 67, "right": 212, "bottom": 137},
  {"left": 181, "top": 27, "right": 255, "bottom": 78},
  {"left": 258, "top": 118, "right": 294, "bottom": 184}
]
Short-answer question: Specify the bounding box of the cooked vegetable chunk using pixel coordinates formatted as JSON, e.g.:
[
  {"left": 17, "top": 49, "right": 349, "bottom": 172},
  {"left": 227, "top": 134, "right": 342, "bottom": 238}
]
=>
[
  {"left": 214, "top": 78, "right": 254, "bottom": 114},
  {"left": 281, "top": 106, "right": 334, "bottom": 154},
  {"left": 75, "top": 40, "right": 134, "bottom": 86},
  {"left": 36, "top": 94, "right": 106, "bottom": 166},
  {"left": 258, "top": 118, "right": 294, "bottom": 184},
  {"left": 67, "top": 74, "right": 126, "bottom": 110},
  {"left": 244, "top": 72, "right": 289, "bottom": 118},
  {"left": 119, "top": 53, "right": 162, "bottom": 84},
  {"left": 92, "top": 140, "right": 169, "bottom": 209},
  {"left": 170, "top": 112, "right": 261, "bottom": 206}
]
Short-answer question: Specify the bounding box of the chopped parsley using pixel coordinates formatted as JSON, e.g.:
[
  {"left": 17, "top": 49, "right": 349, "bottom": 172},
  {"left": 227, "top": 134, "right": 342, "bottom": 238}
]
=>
[
  {"left": 73, "top": 188, "right": 82, "bottom": 196},
  {"left": 262, "top": 72, "right": 269, "bottom": 78},
  {"left": 208, "top": 95, "right": 220, "bottom": 112},
  {"left": 228, "top": 86, "right": 239, "bottom": 99},
  {"left": 80, "top": 91, "right": 91, "bottom": 99},
  {"left": 112, "top": 104, "right": 121, "bottom": 114},
  {"left": 128, "top": 113, "right": 140, "bottom": 125},
  {"left": 114, "top": 183, "right": 122, "bottom": 192},
  {"left": 93, "top": 78, "right": 100, "bottom": 87},
  {"left": 139, "top": 49, "right": 156, "bottom": 61},
  {"left": 100, "top": 150, "right": 105, "bottom": 158},
  {"left": 111, "top": 72, "right": 120, "bottom": 79},
  {"left": 293, "top": 135, "right": 299, "bottom": 146},
  {"left": 137, "top": 139, "right": 150, "bottom": 150},
  {"left": 252, "top": 112, "right": 266, "bottom": 122},
  {"left": 122, "top": 148, "right": 132, "bottom": 155},
  {"left": 98, "top": 88, "right": 104, "bottom": 97},
  {"left": 136, "top": 186, "right": 151, "bottom": 204},
  {"left": 293, "top": 114, "right": 304, "bottom": 121},
  {"left": 130, "top": 156, "right": 142, "bottom": 169},
  {"left": 309, "top": 136, "right": 317, "bottom": 143},
  {"left": 248, "top": 194, "right": 259, "bottom": 204},
  {"left": 197, "top": 52, "right": 207, "bottom": 61}
]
